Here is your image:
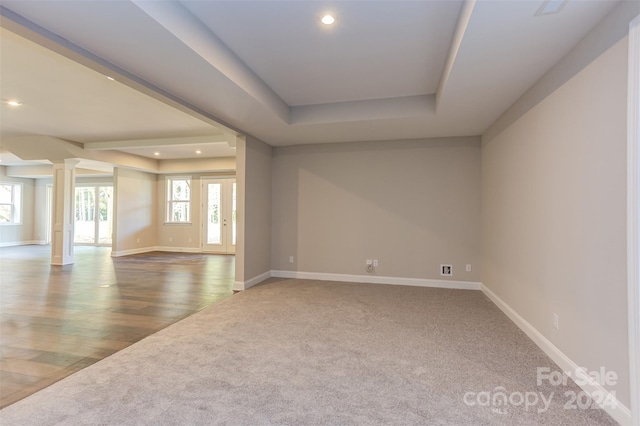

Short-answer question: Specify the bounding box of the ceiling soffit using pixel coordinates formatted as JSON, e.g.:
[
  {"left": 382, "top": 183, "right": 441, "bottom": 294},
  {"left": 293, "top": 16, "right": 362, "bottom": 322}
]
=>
[
  {"left": 131, "top": 0, "right": 464, "bottom": 126},
  {"left": 0, "top": 0, "right": 624, "bottom": 146}
]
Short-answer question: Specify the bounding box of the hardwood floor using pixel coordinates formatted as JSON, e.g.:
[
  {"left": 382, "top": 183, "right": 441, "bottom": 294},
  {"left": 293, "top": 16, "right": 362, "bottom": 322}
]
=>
[{"left": 0, "top": 245, "right": 235, "bottom": 408}]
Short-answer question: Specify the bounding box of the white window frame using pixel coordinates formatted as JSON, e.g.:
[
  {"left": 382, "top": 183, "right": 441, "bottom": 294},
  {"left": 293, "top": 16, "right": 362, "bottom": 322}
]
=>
[
  {"left": 0, "top": 182, "right": 22, "bottom": 225},
  {"left": 166, "top": 176, "right": 192, "bottom": 224}
]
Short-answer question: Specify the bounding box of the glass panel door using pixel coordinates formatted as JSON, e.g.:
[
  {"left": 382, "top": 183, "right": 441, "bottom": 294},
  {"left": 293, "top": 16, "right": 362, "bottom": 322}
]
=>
[
  {"left": 74, "top": 185, "right": 113, "bottom": 245},
  {"left": 97, "top": 187, "right": 113, "bottom": 245},
  {"left": 74, "top": 187, "right": 96, "bottom": 244},
  {"left": 207, "top": 183, "right": 222, "bottom": 246},
  {"left": 202, "top": 178, "right": 236, "bottom": 254}
]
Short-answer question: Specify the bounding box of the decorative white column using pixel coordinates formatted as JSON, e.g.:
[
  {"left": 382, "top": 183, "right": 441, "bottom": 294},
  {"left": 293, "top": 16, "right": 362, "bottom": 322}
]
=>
[{"left": 51, "top": 159, "right": 79, "bottom": 265}]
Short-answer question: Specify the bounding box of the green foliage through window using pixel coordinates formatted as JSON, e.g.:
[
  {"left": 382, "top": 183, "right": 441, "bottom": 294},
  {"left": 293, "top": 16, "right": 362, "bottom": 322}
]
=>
[
  {"left": 0, "top": 183, "right": 22, "bottom": 224},
  {"left": 167, "top": 177, "right": 191, "bottom": 223}
]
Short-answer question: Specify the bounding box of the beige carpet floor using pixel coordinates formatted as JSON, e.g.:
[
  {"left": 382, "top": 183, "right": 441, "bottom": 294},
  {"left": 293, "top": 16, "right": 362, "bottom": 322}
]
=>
[{"left": 0, "top": 278, "right": 617, "bottom": 425}]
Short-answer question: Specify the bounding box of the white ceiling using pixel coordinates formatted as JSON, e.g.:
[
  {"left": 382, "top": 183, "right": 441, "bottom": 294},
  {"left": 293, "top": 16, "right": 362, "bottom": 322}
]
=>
[
  {"left": 0, "top": 0, "right": 622, "bottom": 161},
  {"left": 0, "top": 150, "right": 48, "bottom": 167},
  {"left": 181, "top": 1, "right": 463, "bottom": 106},
  {"left": 0, "top": 28, "right": 226, "bottom": 149}
]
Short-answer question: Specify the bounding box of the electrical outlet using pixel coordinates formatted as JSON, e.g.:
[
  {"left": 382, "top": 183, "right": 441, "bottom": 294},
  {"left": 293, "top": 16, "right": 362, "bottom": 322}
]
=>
[
  {"left": 466, "top": 264, "right": 472, "bottom": 272},
  {"left": 136, "top": 238, "right": 140, "bottom": 243},
  {"left": 441, "top": 264, "right": 453, "bottom": 276},
  {"left": 289, "top": 256, "right": 294, "bottom": 263},
  {"left": 365, "top": 259, "right": 374, "bottom": 273},
  {"left": 373, "top": 259, "right": 379, "bottom": 267},
  {"left": 188, "top": 238, "right": 192, "bottom": 243},
  {"left": 553, "top": 314, "right": 559, "bottom": 330},
  {"left": 169, "top": 237, "right": 173, "bottom": 242}
]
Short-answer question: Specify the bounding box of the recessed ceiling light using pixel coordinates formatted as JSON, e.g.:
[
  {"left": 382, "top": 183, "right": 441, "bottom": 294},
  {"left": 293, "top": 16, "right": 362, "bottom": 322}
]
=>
[
  {"left": 106, "top": 76, "right": 115, "bottom": 81},
  {"left": 195, "top": 150, "right": 202, "bottom": 154},
  {"left": 4, "top": 100, "right": 22, "bottom": 106},
  {"left": 154, "top": 152, "right": 160, "bottom": 156},
  {"left": 321, "top": 14, "right": 335, "bottom": 25}
]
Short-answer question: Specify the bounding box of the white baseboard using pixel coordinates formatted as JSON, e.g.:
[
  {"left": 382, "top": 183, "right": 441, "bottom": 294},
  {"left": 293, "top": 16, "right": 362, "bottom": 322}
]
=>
[
  {"left": 481, "top": 284, "right": 631, "bottom": 425},
  {"left": 271, "top": 270, "right": 481, "bottom": 290},
  {"left": 234, "top": 270, "right": 480, "bottom": 292},
  {"left": 154, "top": 246, "right": 201, "bottom": 253},
  {"left": 111, "top": 246, "right": 157, "bottom": 257},
  {"left": 111, "top": 246, "right": 203, "bottom": 257},
  {"left": 234, "top": 270, "right": 272, "bottom": 291},
  {"left": 0, "top": 240, "right": 47, "bottom": 248}
]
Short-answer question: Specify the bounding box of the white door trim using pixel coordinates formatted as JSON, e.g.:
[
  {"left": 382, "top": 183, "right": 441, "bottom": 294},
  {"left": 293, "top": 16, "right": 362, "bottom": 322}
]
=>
[
  {"left": 627, "top": 13, "right": 640, "bottom": 426},
  {"left": 45, "top": 184, "right": 53, "bottom": 244}
]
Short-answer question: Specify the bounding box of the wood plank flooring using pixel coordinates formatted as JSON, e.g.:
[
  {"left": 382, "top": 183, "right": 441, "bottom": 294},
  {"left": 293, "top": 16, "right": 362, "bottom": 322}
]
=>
[{"left": 0, "top": 245, "right": 234, "bottom": 408}]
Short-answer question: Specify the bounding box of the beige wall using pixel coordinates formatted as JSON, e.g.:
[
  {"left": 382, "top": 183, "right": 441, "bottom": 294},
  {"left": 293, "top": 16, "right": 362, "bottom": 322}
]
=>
[
  {"left": 481, "top": 35, "right": 629, "bottom": 406},
  {"left": 76, "top": 176, "right": 114, "bottom": 185},
  {"left": 112, "top": 167, "right": 157, "bottom": 254},
  {"left": 272, "top": 137, "right": 481, "bottom": 281},
  {"left": 155, "top": 172, "right": 235, "bottom": 250},
  {"left": 0, "top": 166, "right": 36, "bottom": 245},
  {"left": 236, "top": 136, "right": 272, "bottom": 286}
]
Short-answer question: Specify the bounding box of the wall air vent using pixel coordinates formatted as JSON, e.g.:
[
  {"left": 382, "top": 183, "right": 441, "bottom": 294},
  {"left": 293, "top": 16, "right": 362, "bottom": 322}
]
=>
[{"left": 535, "top": 0, "right": 568, "bottom": 16}]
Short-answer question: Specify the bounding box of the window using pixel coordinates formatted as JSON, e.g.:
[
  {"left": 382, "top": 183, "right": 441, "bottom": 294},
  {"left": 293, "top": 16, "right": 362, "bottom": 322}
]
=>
[
  {"left": 0, "top": 183, "right": 22, "bottom": 224},
  {"left": 166, "top": 177, "right": 191, "bottom": 223}
]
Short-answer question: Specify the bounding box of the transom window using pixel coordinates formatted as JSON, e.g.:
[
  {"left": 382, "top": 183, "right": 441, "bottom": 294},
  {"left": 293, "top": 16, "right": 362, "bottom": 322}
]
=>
[
  {"left": 0, "top": 183, "right": 22, "bottom": 224},
  {"left": 166, "top": 177, "right": 191, "bottom": 223}
]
